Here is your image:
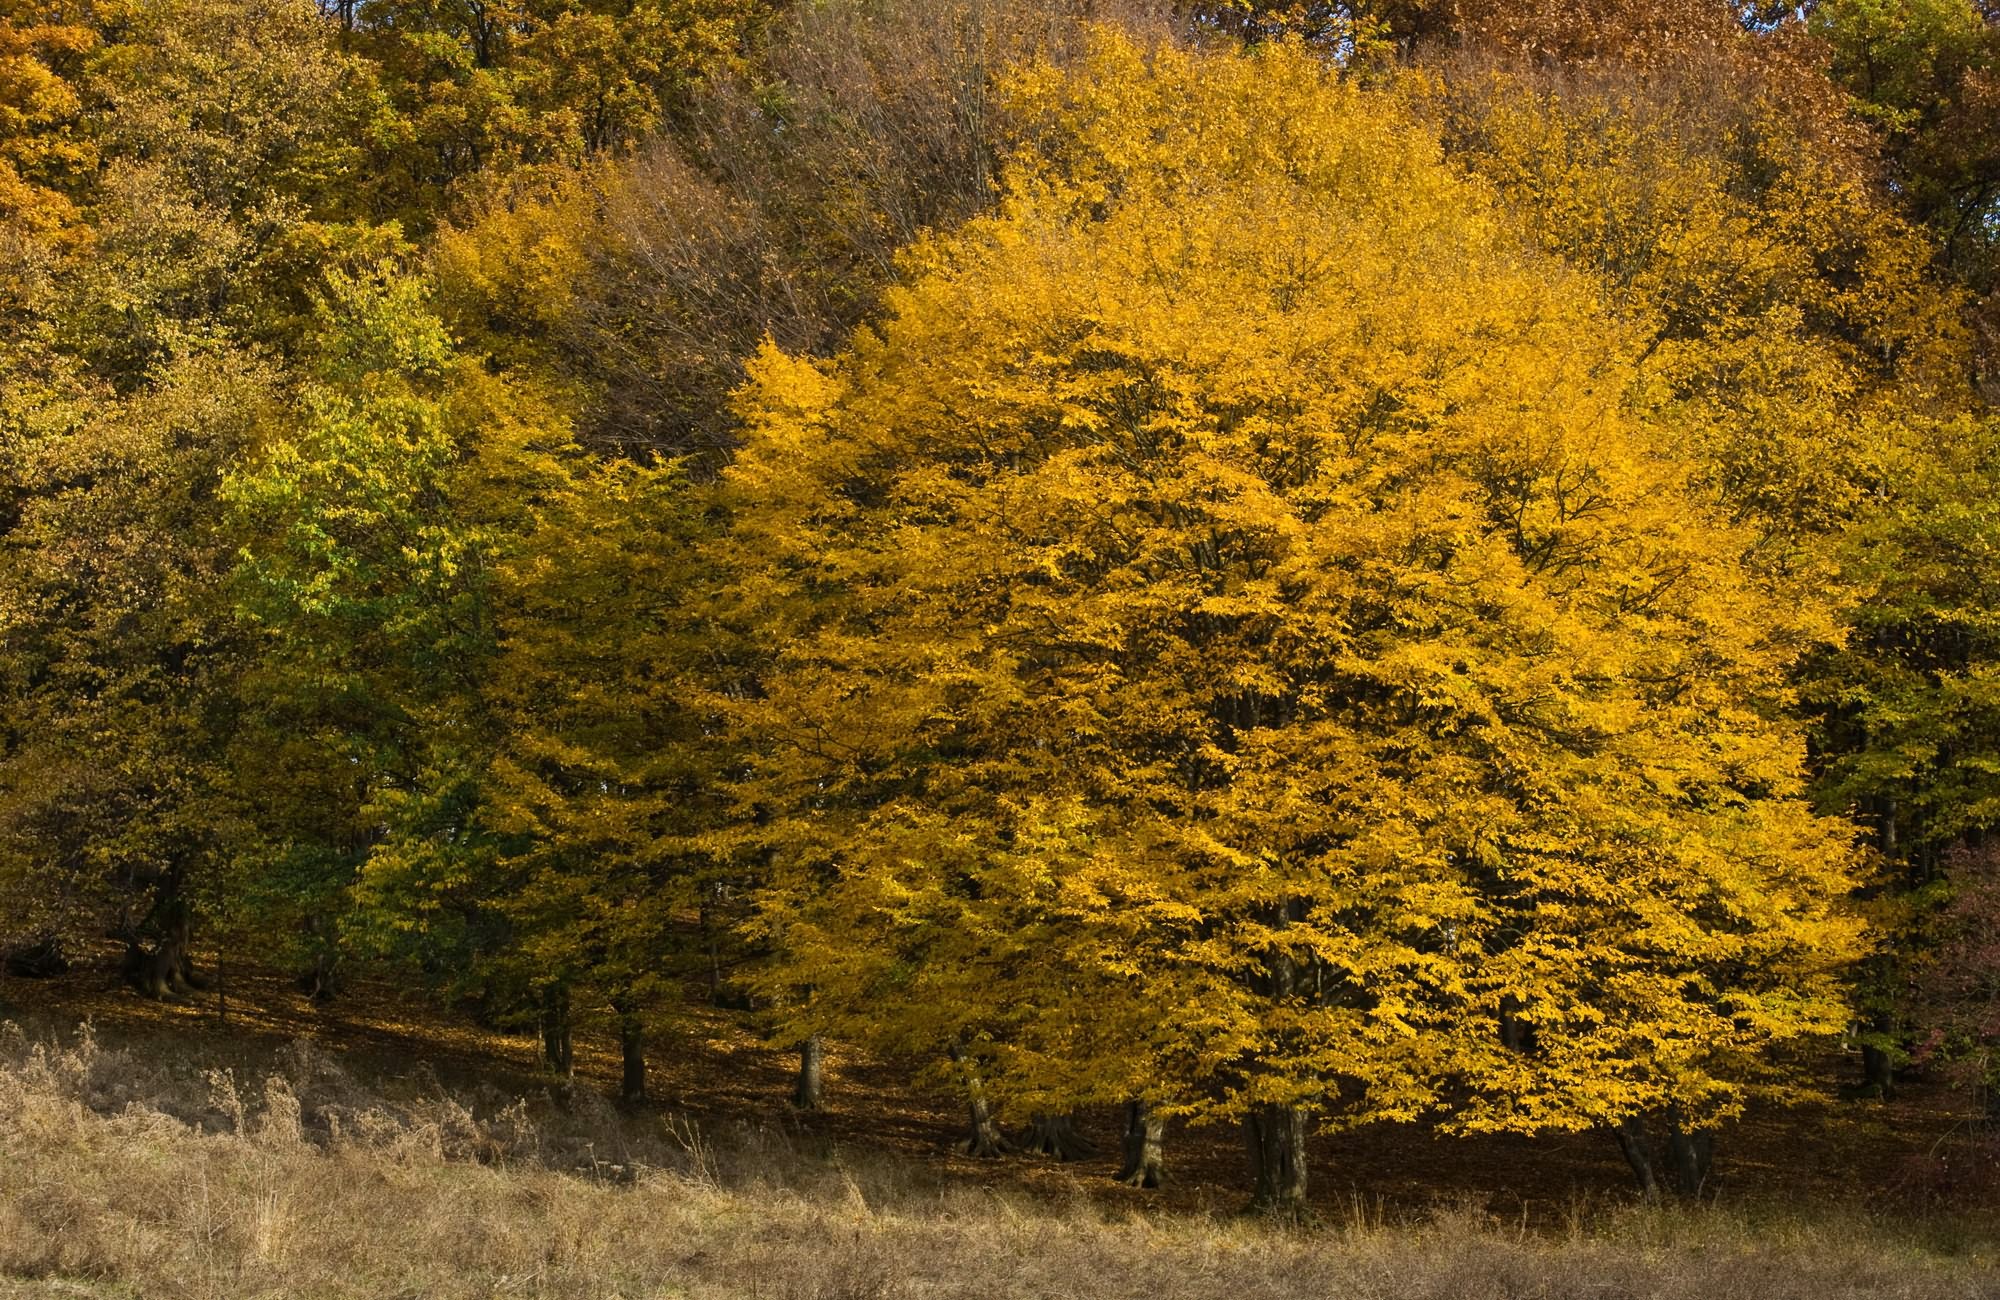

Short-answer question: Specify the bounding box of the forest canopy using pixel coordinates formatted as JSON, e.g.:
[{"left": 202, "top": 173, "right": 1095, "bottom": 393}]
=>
[{"left": 2, "top": 0, "right": 1999, "bottom": 1215}]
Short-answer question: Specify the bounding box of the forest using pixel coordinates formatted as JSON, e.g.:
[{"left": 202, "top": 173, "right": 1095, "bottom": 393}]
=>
[{"left": 4, "top": 0, "right": 2000, "bottom": 1253}]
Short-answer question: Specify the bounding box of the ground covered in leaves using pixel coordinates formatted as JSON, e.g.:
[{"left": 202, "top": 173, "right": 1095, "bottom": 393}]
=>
[{"left": 1, "top": 953, "right": 1996, "bottom": 1299}]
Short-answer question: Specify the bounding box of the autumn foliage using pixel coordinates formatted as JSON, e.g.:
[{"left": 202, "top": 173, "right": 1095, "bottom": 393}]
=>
[{"left": 1, "top": 0, "right": 1998, "bottom": 1218}]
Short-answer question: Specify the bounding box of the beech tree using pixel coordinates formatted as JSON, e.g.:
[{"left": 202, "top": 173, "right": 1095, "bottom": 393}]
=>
[
  {"left": 0, "top": 352, "right": 277, "bottom": 994},
  {"left": 726, "top": 30, "right": 1867, "bottom": 1215}
]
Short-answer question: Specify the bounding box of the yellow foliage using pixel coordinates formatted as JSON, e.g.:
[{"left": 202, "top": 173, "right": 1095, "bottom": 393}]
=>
[{"left": 726, "top": 31, "right": 1867, "bottom": 1137}]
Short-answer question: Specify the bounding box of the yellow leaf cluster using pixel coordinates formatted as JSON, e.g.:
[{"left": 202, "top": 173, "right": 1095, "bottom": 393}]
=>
[{"left": 727, "top": 31, "right": 1868, "bottom": 1133}]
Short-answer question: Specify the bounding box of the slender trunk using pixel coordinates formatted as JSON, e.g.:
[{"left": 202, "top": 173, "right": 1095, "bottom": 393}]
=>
[
  {"left": 1020, "top": 1111, "right": 1095, "bottom": 1162},
  {"left": 702, "top": 902, "right": 722, "bottom": 1005},
  {"left": 947, "top": 1043, "right": 1011, "bottom": 1158},
  {"left": 1115, "top": 1099, "right": 1165, "bottom": 1188},
  {"left": 1861, "top": 1005, "right": 1898, "bottom": 1099},
  {"left": 617, "top": 1005, "right": 646, "bottom": 1103},
  {"left": 1613, "top": 1115, "right": 1662, "bottom": 1203},
  {"left": 540, "top": 983, "right": 574, "bottom": 1078},
  {"left": 1242, "top": 1104, "right": 1309, "bottom": 1219},
  {"left": 792, "top": 1034, "right": 825, "bottom": 1111}
]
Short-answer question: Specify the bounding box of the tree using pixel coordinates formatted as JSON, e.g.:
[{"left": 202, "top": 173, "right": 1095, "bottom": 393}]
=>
[
  {"left": 727, "top": 30, "right": 1867, "bottom": 1215},
  {"left": 0, "top": 350, "right": 279, "bottom": 994},
  {"left": 0, "top": 5, "right": 94, "bottom": 245},
  {"left": 338, "top": 0, "right": 775, "bottom": 231},
  {"left": 477, "top": 431, "right": 735, "bottom": 1098},
  {"left": 1811, "top": 0, "right": 2000, "bottom": 379},
  {"left": 540, "top": 0, "right": 1113, "bottom": 461},
  {"left": 1911, "top": 840, "right": 2000, "bottom": 1122},
  {"left": 1412, "top": 12, "right": 1980, "bottom": 1117},
  {"left": 226, "top": 269, "right": 506, "bottom": 1005}
]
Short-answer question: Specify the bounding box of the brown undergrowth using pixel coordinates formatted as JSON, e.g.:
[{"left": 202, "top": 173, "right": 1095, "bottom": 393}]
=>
[{"left": 1, "top": 958, "right": 1997, "bottom": 1299}]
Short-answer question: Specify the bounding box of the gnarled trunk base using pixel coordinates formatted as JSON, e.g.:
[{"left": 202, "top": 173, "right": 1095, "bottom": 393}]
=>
[
  {"left": 122, "top": 876, "right": 203, "bottom": 1000},
  {"left": 1019, "top": 1112, "right": 1095, "bottom": 1162},
  {"left": 1115, "top": 1100, "right": 1164, "bottom": 1189},
  {"left": 947, "top": 1042, "right": 1011, "bottom": 1158}
]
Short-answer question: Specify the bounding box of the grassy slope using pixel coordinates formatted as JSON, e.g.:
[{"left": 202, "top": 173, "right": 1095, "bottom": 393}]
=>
[{"left": 1, "top": 956, "right": 1997, "bottom": 1299}]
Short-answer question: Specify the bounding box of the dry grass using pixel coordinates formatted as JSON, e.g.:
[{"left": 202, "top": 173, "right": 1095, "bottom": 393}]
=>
[{"left": 1, "top": 1022, "right": 1997, "bottom": 1300}]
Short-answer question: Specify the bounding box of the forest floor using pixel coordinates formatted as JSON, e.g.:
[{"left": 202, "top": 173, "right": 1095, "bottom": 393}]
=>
[{"left": 2, "top": 947, "right": 1998, "bottom": 1299}]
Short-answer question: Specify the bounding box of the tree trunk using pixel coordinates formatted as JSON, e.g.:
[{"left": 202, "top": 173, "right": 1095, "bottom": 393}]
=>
[
  {"left": 792, "top": 1034, "right": 825, "bottom": 1111},
  {"left": 1242, "top": 1104, "right": 1309, "bottom": 1219},
  {"left": 1115, "top": 1099, "right": 1165, "bottom": 1188},
  {"left": 1665, "top": 1113, "right": 1713, "bottom": 1199},
  {"left": 1861, "top": 1042, "right": 1897, "bottom": 1098},
  {"left": 1613, "top": 1116, "right": 1662, "bottom": 1203},
  {"left": 540, "top": 983, "right": 574, "bottom": 1078},
  {"left": 947, "top": 1043, "right": 1011, "bottom": 1158},
  {"left": 1861, "top": 1005, "right": 1898, "bottom": 1099},
  {"left": 1019, "top": 1111, "right": 1096, "bottom": 1162},
  {"left": 125, "top": 873, "right": 198, "bottom": 1000},
  {"left": 298, "top": 949, "right": 341, "bottom": 1002},
  {"left": 617, "top": 1006, "right": 646, "bottom": 1104},
  {"left": 1498, "top": 995, "right": 1536, "bottom": 1053},
  {"left": 702, "top": 901, "right": 722, "bottom": 1005}
]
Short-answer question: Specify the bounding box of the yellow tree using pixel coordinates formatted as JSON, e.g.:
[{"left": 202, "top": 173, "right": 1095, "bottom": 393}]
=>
[
  {"left": 1403, "top": 5, "right": 1982, "bottom": 1121},
  {"left": 478, "top": 441, "right": 736, "bottom": 1100},
  {"left": 726, "top": 30, "right": 1867, "bottom": 1215}
]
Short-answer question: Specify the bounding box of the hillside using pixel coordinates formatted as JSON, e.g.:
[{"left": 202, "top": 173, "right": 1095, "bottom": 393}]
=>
[{"left": 8, "top": 0, "right": 2000, "bottom": 1285}]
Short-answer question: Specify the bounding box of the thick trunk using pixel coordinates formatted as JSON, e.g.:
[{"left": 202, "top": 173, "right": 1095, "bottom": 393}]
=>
[
  {"left": 1498, "top": 995, "right": 1536, "bottom": 1054},
  {"left": 1115, "top": 1100, "right": 1165, "bottom": 1188},
  {"left": 1019, "top": 1111, "right": 1096, "bottom": 1162},
  {"left": 1242, "top": 1105, "right": 1310, "bottom": 1219},
  {"left": 539, "top": 983, "right": 574, "bottom": 1078},
  {"left": 1665, "top": 1113, "right": 1713, "bottom": 1199},
  {"left": 617, "top": 1007, "right": 647, "bottom": 1104},
  {"left": 1861, "top": 1005, "right": 1898, "bottom": 1100},
  {"left": 125, "top": 880, "right": 198, "bottom": 1000},
  {"left": 1613, "top": 1113, "right": 1712, "bottom": 1201},
  {"left": 947, "top": 1043, "right": 1011, "bottom": 1158},
  {"left": 1861, "top": 1043, "right": 1897, "bottom": 1099},
  {"left": 792, "top": 1034, "right": 825, "bottom": 1111},
  {"left": 1613, "top": 1116, "right": 1663, "bottom": 1202}
]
